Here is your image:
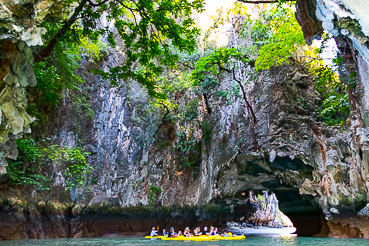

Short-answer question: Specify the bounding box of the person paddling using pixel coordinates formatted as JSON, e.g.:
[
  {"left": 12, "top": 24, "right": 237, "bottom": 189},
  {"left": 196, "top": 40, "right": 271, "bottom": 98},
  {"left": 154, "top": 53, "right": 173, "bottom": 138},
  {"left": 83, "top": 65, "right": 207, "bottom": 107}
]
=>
[
  {"left": 168, "top": 227, "right": 177, "bottom": 238},
  {"left": 184, "top": 227, "right": 192, "bottom": 237},
  {"left": 202, "top": 226, "right": 210, "bottom": 236},
  {"left": 211, "top": 227, "right": 219, "bottom": 235},
  {"left": 209, "top": 226, "right": 214, "bottom": 235},
  {"left": 194, "top": 227, "right": 202, "bottom": 236},
  {"left": 162, "top": 228, "right": 168, "bottom": 236},
  {"left": 150, "top": 227, "right": 158, "bottom": 237}
]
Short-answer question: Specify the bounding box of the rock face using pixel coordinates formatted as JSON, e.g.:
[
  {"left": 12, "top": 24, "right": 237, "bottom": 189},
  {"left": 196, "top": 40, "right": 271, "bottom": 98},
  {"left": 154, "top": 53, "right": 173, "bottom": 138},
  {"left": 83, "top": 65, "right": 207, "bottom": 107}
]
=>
[
  {"left": 0, "top": 54, "right": 338, "bottom": 239},
  {"left": 0, "top": 0, "right": 63, "bottom": 46},
  {"left": 294, "top": 0, "right": 369, "bottom": 238},
  {"left": 0, "top": 39, "right": 36, "bottom": 174},
  {"left": 295, "top": 0, "right": 369, "bottom": 124},
  {"left": 0, "top": 0, "right": 63, "bottom": 174},
  {"left": 1, "top": 0, "right": 369, "bottom": 241}
]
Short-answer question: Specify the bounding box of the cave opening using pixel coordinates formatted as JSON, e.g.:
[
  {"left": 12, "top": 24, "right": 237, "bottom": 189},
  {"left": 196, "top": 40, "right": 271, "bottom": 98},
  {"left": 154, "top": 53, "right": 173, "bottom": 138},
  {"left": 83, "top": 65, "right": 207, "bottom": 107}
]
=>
[
  {"left": 232, "top": 186, "right": 328, "bottom": 236},
  {"left": 233, "top": 155, "right": 327, "bottom": 236},
  {"left": 275, "top": 189, "right": 328, "bottom": 236}
]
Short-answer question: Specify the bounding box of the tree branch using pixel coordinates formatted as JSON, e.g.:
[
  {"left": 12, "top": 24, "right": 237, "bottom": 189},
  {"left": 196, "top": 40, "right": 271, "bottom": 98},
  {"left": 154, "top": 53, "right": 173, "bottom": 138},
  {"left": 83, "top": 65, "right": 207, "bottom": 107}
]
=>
[
  {"left": 154, "top": 102, "right": 170, "bottom": 138},
  {"left": 87, "top": 0, "right": 109, "bottom": 7},
  {"left": 178, "top": 61, "right": 194, "bottom": 70},
  {"left": 232, "top": 68, "right": 257, "bottom": 124},
  {"left": 34, "top": 0, "right": 88, "bottom": 62}
]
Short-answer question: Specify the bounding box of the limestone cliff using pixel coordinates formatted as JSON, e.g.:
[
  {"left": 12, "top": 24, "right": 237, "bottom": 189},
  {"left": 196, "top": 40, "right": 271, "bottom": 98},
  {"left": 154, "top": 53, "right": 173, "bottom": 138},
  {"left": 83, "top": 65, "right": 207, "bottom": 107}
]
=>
[
  {"left": 295, "top": 0, "right": 369, "bottom": 238},
  {"left": 0, "top": 0, "right": 369, "bottom": 240}
]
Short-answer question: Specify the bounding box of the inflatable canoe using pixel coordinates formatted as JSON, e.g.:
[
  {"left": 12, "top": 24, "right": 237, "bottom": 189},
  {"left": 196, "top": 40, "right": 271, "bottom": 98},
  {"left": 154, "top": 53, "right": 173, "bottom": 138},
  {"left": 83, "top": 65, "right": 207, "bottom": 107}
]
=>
[
  {"left": 159, "top": 235, "right": 245, "bottom": 241},
  {"left": 144, "top": 236, "right": 166, "bottom": 239},
  {"left": 216, "top": 235, "right": 246, "bottom": 240},
  {"left": 161, "top": 236, "right": 218, "bottom": 241}
]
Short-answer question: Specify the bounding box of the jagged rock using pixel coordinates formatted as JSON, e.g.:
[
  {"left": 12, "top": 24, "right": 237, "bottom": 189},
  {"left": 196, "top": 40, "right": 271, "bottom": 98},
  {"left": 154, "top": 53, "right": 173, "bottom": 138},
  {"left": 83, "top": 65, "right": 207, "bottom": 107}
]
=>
[
  {"left": 269, "top": 149, "right": 276, "bottom": 162},
  {"left": 292, "top": 72, "right": 309, "bottom": 81},
  {"left": 0, "top": 0, "right": 63, "bottom": 46},
  {"left": 0, "top": 0, "right": 63, "bottom": 174},
  {"left": 0, "top": 39, "right": 35, "bottom": 171},
  {"left": 358, "top": 204, "right": 369, "bottom": 217},
  {"left": 295, "top": 0, "right": 323, "bottom": 44},
  {"left": 226, "top": 221, "right": 239, "bottom": 228},
  {"left": 330, "top": 208, "right": 340, "bottom": 214}
]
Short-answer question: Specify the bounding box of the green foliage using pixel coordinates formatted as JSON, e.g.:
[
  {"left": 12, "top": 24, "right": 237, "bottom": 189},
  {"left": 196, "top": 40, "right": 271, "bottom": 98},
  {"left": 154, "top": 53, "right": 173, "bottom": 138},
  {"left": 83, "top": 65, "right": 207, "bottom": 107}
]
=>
[
  {"left": 241, "top": 4, "right": 349, "bottom": 125},
  {"left": 44, "top": 146, "right": 92, "bottom": 190},
  {"left": 209, "top": 2, "right": 248, "bottom": 32},
  {"left": 176, "top": 131, "right": 201, "bottom": 171},
  {"left": 313, "top": 65, "right": 349, "bottom": 125},
  {"left": 242, "top": 5, "right": 305, "bottom": 70},
  {"left": 5, "top": 138, "right": 50, "bottom": 191},
  {"left": 216, "top": 83, "right": 241, "bottom": 105},
  {"left": 72, "top": 90, "right": 95, "bottom": 118},
  {"left": 257, "top": 194, "right": 266, "bottom": 202},
  {"left": 6, "top": 138, "right": 93, "bottom": 191},
  {"left": 159, "top": 72, "right": 194, "bottom": 95},
  {"left": 191, "top": 47, "right": 247, "bottom": 94},
  {"left": 31, "top": 23, "right": 106, "bottom": 120},
  {"left": 132, "top": 178, "right": 144, "bottom": 189},
  {"left": 33, "top": 21, "right": 106, "bottom": 104},
  {"left": 191, "top": 47, "right": 244, "bottom": 85},
  {"left": 183, "top": 98, "right": 200, "bottom": 121},
  {"left": 148, "top": 185, "right": 162, "bottom": 205},
  {"left": 65, "top": 0, "right": 206, "bottom": 98},
  {"left": 309, "top": 38, "right": 351, "bottom": 126},
  {"left": 33, "top": 45, "right": 82, "bottom": 106},
  {"left": 176, "top": 132, "right": 196, "bottom": 153}
]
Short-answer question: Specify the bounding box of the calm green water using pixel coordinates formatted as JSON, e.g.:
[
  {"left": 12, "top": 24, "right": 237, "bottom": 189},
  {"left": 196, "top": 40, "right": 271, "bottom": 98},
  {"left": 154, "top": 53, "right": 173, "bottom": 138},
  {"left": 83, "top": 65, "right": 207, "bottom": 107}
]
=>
[{"left": 1, "top": 235, "right": 368, "bottom": 246}]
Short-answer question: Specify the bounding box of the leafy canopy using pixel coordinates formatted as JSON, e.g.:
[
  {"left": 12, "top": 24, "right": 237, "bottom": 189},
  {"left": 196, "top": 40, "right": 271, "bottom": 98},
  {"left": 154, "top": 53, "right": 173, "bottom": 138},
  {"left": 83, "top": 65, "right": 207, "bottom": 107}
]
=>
[
  {"left": 44, "top": 145, "right": 92, "bottom": 190},
  {"left": 41, "top": 0, "right": 205, "bottom": 99},
  {"left": 242, "top": 5, "right": 305, "bottom": 71},
  {"left": 31, "top": 22, "right": 107, "bottom": 119},
  {"left": 5, "top": 138, "right": 92, "bottom": 191},
  {"left": 308, "top": 39, "right": 351, "bottom": 126},
  {"left": 5, "top": 138, "right": 50, "bottom": 191},
  {"left": 191, "top": 47, "right": 247, "bottom": 93}
]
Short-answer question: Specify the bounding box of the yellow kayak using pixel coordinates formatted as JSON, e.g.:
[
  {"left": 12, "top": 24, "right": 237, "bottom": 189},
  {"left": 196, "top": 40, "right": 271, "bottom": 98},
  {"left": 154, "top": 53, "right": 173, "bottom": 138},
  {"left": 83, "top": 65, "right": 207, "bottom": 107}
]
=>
[
  {"left": 216, "top": 235, "right": 246, "bottom": 240},
  {"left": 145, "top": 236, "right": 166, "bottom": 239},
  {"left": 161, "top": 236, "right": 218, "bottom": 241}
]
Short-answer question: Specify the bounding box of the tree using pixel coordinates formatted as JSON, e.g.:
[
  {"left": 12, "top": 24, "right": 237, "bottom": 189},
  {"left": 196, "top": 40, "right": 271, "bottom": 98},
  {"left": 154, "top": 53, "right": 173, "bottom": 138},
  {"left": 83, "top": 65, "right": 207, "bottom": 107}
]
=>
[
  {"left": 33, "top": 0, "right": 205, "bottom": 98},
  {"left": 191, "top": 47, "right": 260, "bottom": 151}
]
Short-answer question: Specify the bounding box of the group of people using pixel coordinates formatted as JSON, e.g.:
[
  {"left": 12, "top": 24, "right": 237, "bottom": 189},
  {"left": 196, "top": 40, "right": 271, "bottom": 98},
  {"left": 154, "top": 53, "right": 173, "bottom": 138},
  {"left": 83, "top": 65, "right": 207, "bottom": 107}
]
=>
[{"left": 150, "top": 226, "right": 241, "bottom": 238}]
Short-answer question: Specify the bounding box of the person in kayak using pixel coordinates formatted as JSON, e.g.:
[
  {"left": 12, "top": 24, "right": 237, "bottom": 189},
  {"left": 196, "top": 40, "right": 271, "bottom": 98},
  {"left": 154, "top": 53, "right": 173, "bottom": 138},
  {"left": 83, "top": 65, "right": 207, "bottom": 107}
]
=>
[
  {"left": 184, "top": 227, "right": 192, "bottom": 237},
  {"left": 202, "top": 226, "right": 210, "bottom": 236},
  {"left": 177, "top": 230, "right": 183, "bottom": 236},
  {"left": 194, "top": 227, "right": 202, "bottom": 236},
  {"left": 211, "top": 227, "right": 219, "bottom": 235},
  {"left": 222, "top": 232, "right": 245, "bottom": 237},
  {"left": 209, "top": 226, "right": 214, "bottom": 235},
  {"left": 162, "top": 229, "right": 168, "bottom": 236},
  {"left": 150, "top": 227, "right": 158, "bottom": 237},
  {"left": 168, "top": 227, "right": 177, "bottom": 238}
]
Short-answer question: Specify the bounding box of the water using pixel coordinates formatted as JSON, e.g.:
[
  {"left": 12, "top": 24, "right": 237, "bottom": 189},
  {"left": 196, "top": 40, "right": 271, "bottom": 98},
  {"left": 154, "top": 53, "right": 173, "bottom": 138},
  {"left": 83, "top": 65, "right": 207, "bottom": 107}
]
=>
[{"left": 1, "top": 235, "right": 368, "bottom": 246}]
